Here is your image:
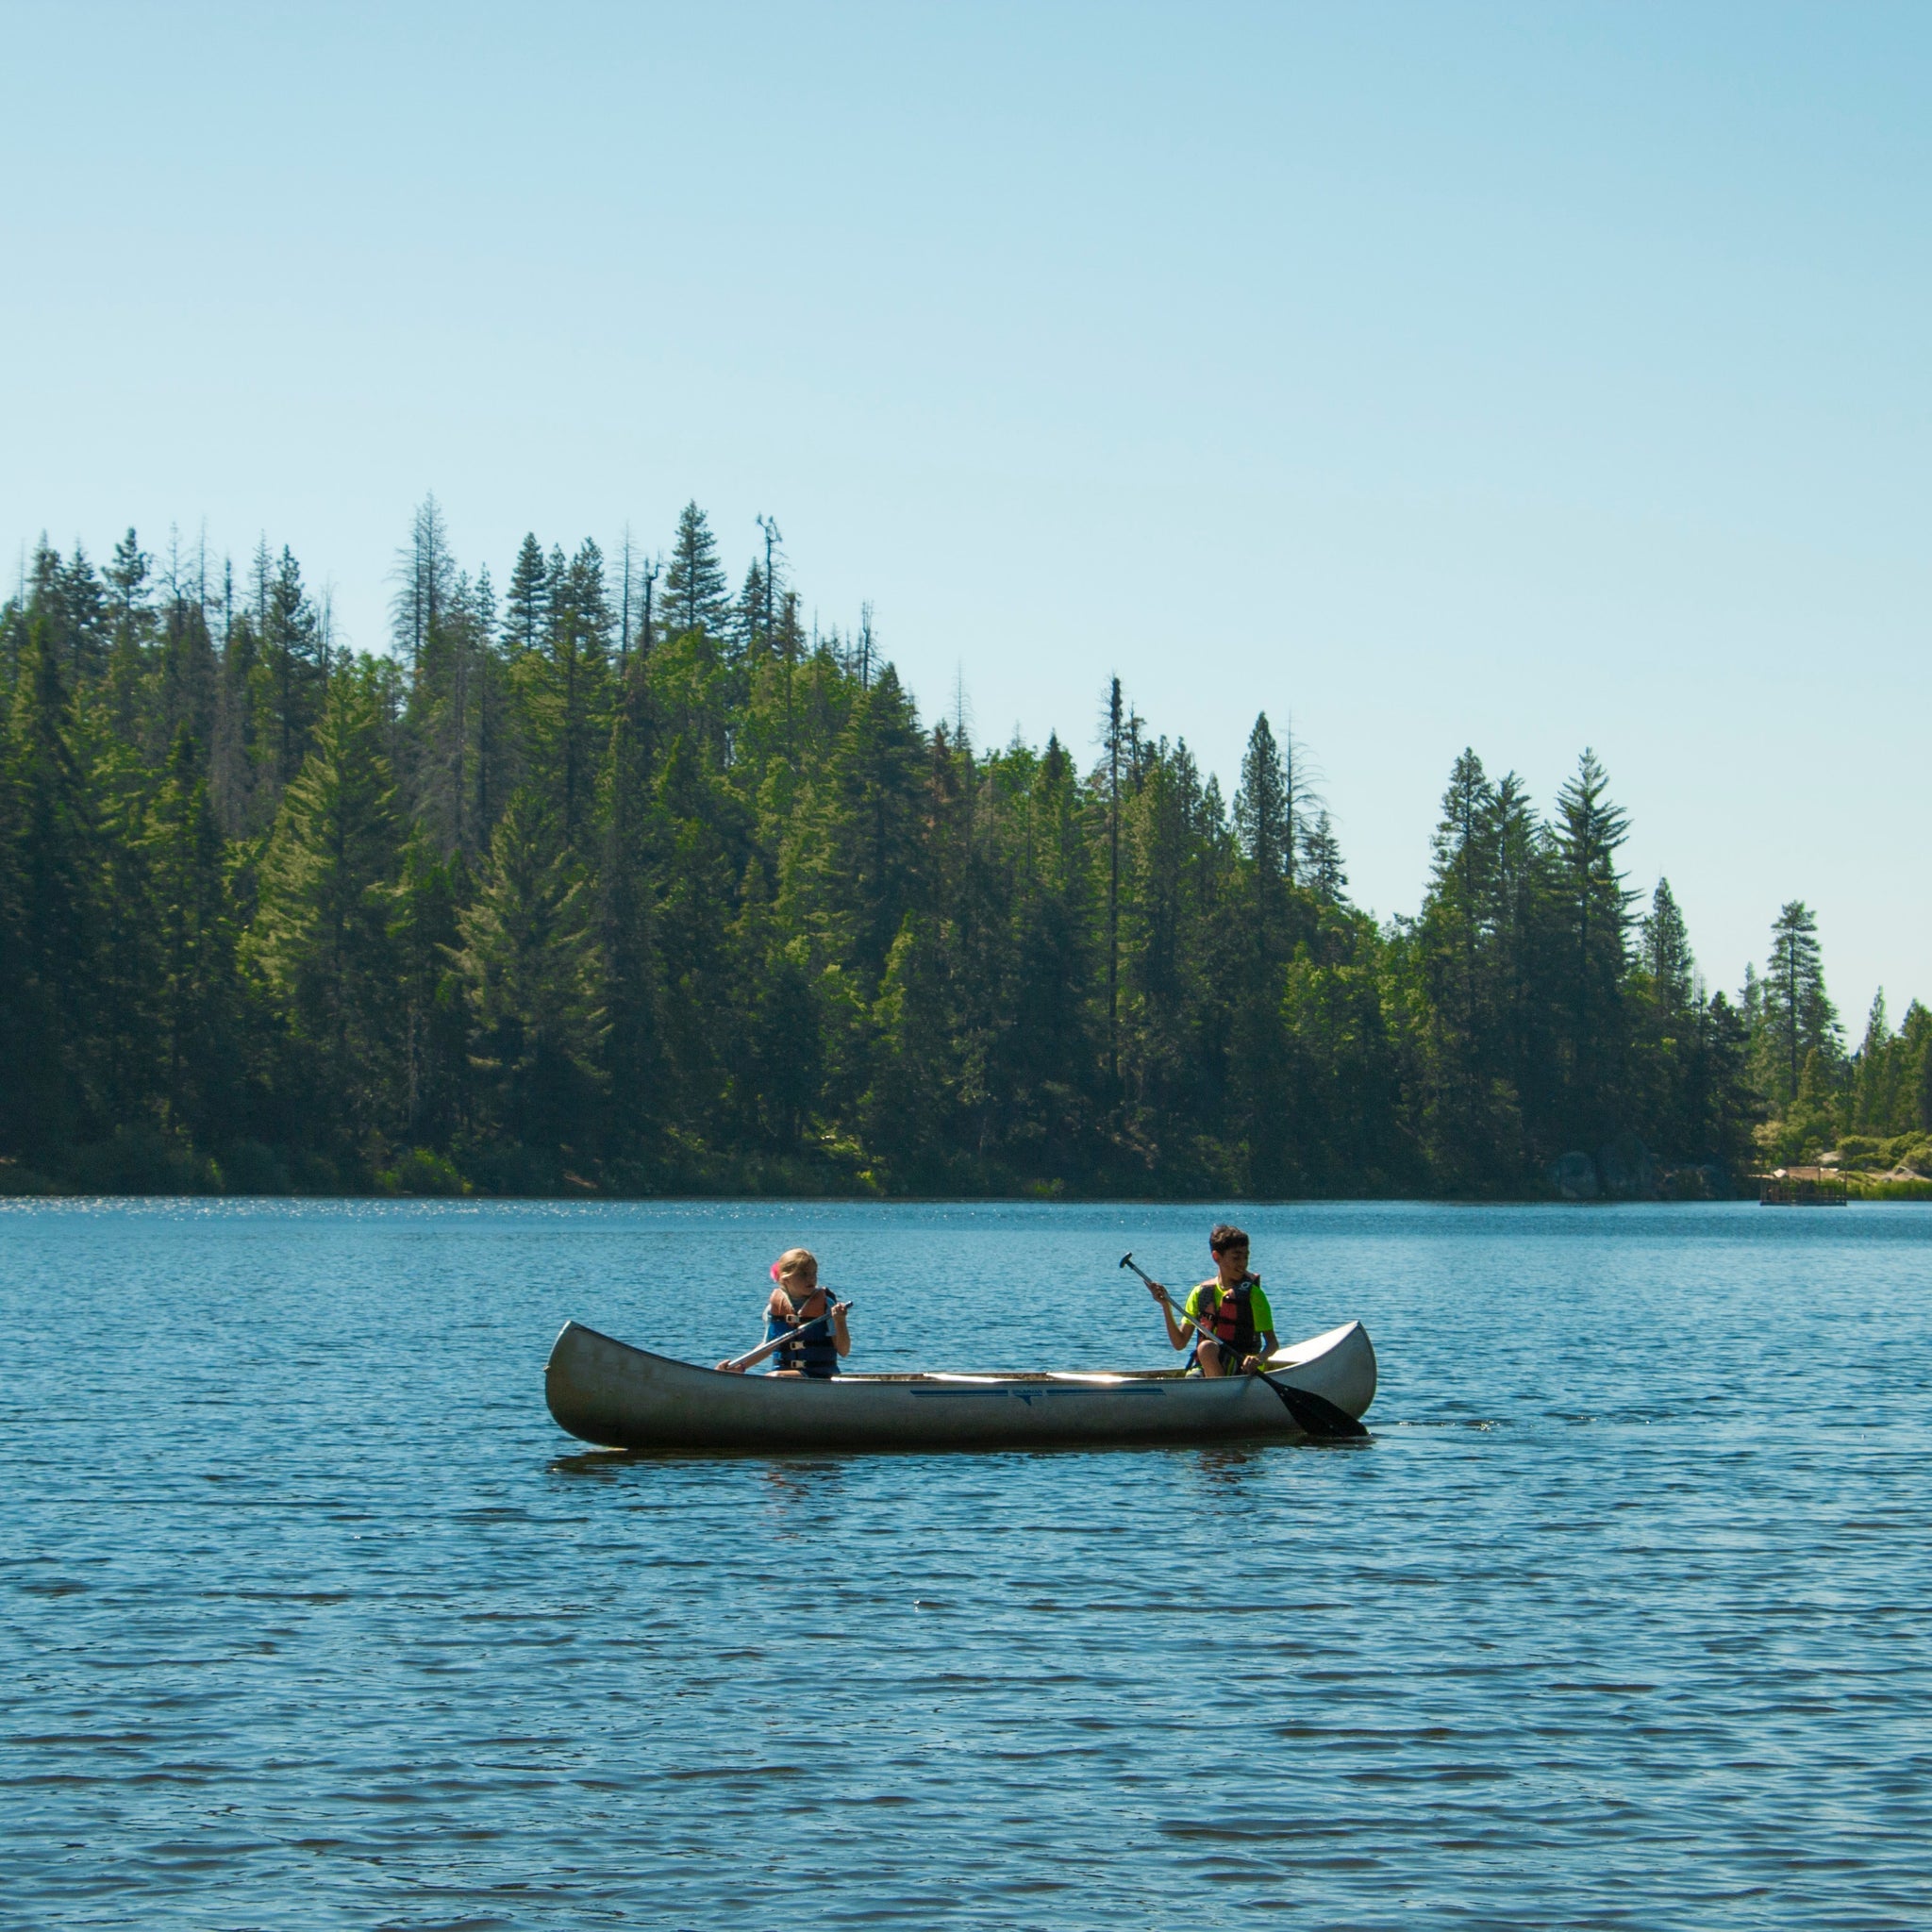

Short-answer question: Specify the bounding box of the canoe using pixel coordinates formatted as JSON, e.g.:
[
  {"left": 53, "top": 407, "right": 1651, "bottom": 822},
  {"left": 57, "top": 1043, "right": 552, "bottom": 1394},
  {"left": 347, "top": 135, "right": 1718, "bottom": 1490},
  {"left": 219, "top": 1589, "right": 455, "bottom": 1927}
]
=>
[{"left": 544, "top": 1318, "right": 1376, "bottom": 1453}]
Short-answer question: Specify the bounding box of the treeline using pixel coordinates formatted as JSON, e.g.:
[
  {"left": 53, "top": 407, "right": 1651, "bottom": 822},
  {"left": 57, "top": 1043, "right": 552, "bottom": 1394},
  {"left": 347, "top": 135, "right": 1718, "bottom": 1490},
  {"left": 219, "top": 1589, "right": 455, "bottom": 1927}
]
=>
[
  {"left": 1, "top": 500, "right": 1923, "bottom": 1198},
  {"left": 1742, "top": 903, "right": 1932, "bottom": 1177}
]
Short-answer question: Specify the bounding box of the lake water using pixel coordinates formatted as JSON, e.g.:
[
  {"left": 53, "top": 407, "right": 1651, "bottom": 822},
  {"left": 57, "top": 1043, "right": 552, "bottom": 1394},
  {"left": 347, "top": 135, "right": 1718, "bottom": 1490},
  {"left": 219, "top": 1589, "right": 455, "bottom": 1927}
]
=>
[{"left": 4, "top": 1198, "right": 1929, "bottom": 1930}]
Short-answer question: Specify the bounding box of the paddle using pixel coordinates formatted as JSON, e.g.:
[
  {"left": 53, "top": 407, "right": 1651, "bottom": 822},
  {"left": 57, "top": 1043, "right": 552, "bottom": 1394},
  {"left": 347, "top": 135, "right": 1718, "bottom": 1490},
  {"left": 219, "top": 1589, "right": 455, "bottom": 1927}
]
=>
[
  {"left": 1119, "top": 1252, "right": 1368, "bottom": 1441},
  {"left": 715, "top": 1303, "right": 853, "bottom": 1374}
]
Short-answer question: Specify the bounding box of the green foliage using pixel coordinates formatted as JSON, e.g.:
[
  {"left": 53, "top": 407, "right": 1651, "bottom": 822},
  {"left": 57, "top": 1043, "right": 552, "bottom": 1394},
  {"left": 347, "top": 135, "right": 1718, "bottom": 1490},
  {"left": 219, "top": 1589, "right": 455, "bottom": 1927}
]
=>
[
  {"left": 0, "top": 508, "right": 1837, "bottom": 1198},
  {"left": 245, "top": 661, "right": 403, "bottom": 1172},
  {"left": 661, "top": 502, "right": 730, "bottom": 641},
  {"left": 454, "top": 788, "right": 606, "bottom": 1166},
  {"left": 1757, "top": 900, "right": 1840, "bottom": 1108}
]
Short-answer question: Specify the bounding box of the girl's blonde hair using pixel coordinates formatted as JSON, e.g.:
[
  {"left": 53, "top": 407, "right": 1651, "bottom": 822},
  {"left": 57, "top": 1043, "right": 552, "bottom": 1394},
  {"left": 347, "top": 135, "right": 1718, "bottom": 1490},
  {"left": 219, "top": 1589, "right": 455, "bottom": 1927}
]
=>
[{"left": 773, "top": 1247, "right": 819, "bottom": 1285}]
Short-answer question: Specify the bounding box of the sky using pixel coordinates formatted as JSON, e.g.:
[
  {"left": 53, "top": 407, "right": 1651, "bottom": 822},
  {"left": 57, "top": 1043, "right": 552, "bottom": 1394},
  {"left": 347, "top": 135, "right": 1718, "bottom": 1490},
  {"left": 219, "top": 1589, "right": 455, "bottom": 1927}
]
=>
[{"left": 3, "top": 1, "right": 1926, "bottom": 1028}]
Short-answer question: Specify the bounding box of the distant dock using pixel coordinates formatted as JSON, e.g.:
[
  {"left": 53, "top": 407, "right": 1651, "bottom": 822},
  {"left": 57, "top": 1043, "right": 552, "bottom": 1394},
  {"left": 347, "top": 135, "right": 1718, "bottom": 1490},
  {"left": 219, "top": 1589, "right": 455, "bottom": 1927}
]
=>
[{"left": 1757, "top": 1167, "right": 1848, "bottom": 1207}]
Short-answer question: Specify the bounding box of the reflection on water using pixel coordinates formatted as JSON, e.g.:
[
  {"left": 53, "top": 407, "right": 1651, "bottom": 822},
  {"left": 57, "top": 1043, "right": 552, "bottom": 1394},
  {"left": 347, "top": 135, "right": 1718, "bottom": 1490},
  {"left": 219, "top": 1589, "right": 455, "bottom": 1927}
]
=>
[{"left": 3, "top": 1197, "right": 1931, "bottom": 1929}]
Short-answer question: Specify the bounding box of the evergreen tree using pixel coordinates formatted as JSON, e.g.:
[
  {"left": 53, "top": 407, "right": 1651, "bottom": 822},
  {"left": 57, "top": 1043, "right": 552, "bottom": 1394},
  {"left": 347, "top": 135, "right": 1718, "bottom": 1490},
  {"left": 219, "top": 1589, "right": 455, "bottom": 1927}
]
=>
[
  {"left": 1551, "top": 749, "right": 1634, "bottom": 1144},
  {"left": 1850, "top": 991, "right": 1894, "bottom": 1135},
  {"left": 1299, "top": 809, "right": 1346, "bottom": 906},
  {"left": 142, "top": 726, "right": 241, "bottom": 1147},
  {"left": 1233, "top": 711, "right": 1292, "bottom": 953},
  {"left": 91, "top": 732, "right": 160, "bottom": 1132},
  {"left": 861, "top": 911, "right": 955, "bottom": 1185},
  {"left": 792, "top": 667, "right": 926, "bottom": 987},
  {"left": 597, "top": 653, "right": 665, "bottom": 1166},
  {"left": 454, "top": 788, "right": 605, "bottom": 1166},
  {"left": 1641, "top": 877, "right": 1694, "bottom": 1012},
  {"left": 735, "top": 559, "right": 769, "bottom": 658},
  {"left": 520, "top": 538, "right": 612, "bottom": 852},
  {"left": 103, "top": 528, "right": 155, "bottom": 739},
  {"left": 503, "top": 535, "right": 551, "bottom": 657},
  {"left": 151, "top": 595, "right": 220, "bottom": 773},
  {"left": 0, "top": 621, "right": 96, "bottom": 1155},
  {"left": 391, "top": 832, "right": 468, "bottom": 1153},
  {"left": 391, "top": 492, "right": 456, "bottom": 677},
  {"left": 260, "top": 546, "right": 327, "bottom": 793},
  {"left": 1416, "top": 750, "right": 1519, "bottom": 1191},
  {"left": 662, "top": 501, "right": 730, "bottom": 639},
  {"left": 60, "top": 544, "right": 109, "bottom": 686},
  {"left": 246, "top": 662, "right": 403, "bottom": 1165},
  {"left": 651, "top": 731, "right": 745, "bottom": 1135},
  {"left": 998, "top": 732, "right": 1096, "bottom": 1180},
  {"left": 1760, "top": 900, "right": 1840, "bottom": 1108}
]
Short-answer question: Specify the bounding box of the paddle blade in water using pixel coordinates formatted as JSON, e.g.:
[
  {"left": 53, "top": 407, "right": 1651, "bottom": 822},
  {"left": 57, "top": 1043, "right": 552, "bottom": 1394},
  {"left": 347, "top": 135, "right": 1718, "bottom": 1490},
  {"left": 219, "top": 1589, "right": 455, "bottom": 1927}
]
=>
[{"left": 1260, "top": 1374, "right": 1369, "bottom": 1441}]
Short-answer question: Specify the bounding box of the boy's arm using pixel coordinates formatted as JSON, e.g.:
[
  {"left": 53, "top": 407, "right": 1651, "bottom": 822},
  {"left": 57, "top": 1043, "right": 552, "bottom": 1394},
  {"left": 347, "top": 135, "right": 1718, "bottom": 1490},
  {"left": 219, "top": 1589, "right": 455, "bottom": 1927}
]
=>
[{"left": 1148, "top": 1283, "right": 1199, "bottom": 1351}]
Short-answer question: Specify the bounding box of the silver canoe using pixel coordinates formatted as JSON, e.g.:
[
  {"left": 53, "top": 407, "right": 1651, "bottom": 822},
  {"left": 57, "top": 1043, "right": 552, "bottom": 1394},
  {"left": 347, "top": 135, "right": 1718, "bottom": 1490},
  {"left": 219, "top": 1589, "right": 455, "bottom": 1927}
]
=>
[{"left": 544, "top": 1318, "right": 1376, "bottom": 1452}]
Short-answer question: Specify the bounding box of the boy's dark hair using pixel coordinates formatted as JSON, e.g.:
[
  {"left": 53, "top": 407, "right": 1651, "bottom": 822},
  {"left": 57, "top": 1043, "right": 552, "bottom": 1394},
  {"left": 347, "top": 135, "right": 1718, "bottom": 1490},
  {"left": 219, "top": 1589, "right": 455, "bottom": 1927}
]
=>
[{"left": 1209, "top": 1224, "right": 1249, "bottom": 1253}]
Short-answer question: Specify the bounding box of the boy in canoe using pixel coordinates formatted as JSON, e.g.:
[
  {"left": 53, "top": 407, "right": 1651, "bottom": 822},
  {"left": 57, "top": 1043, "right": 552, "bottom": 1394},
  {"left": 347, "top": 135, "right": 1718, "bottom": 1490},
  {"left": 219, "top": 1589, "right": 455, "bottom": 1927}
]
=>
[
  {"left": 1142, "top": 1224, "right": 1277, "bottom": 1376},
  {"left": 716, "top": 1247, "right": 852, "bottom": 1377}
]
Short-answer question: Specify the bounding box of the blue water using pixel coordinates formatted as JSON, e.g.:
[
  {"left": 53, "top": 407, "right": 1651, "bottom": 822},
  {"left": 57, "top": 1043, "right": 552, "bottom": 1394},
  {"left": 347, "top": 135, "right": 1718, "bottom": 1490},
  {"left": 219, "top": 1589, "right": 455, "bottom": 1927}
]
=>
[{"left": 4, "top": 1199, "right": 1929, "bottom": 1930}]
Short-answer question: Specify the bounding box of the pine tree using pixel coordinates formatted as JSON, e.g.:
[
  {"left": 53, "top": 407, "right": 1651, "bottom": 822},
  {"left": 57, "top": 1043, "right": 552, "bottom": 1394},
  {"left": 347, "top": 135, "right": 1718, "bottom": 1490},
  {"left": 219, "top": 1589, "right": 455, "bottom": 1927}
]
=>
[
  {"left": 1552, "top": 749, "right": 1635, "bottom": 1143},
  {"left": 1119, "top": 739, "right": 1221, "bottom": 1163},
  {"left": 391, "top": 831, "right": 468, "bottom": 1153},
  {"left": 1641, "top": 877, "right": 1694, "bottom": 1012},
  {"left": 998, "top": 732, "right": 1095, "bottom": 1180},
  {"left": 1103, "top": 678, "right": 1126, "bottom": 1084},
  {"left": 152, "top": 595, "right": 220, "bottom": 774},
  {"left": 103, "top": 528, "right": 155, "bottom": 740},
  {"left": 91, "top": 731, "right": 160, "bottom": 1133},
  {"left": 662, "top": 502, "right": 730, "bottom": 639},
  {"left": 521, "top": 539, "right": 612, "bottom": 852},
  {"left": 247, "top": 662, "right": 403, "bottom": 1163},
  {"left": 861, "top": 912, "right": 956, "bottom": 1185},
  {"left": 1416, "top": 750, "right": 1519, "bottom": 1191},
  {"left": 597, "top": 652, "right": 664, "bottom": 1165},
  {"left": 261, "top": 546, "right": 327, "bottom": 793},
  {"left": 142, "top": 726, "right": 241, "bottom": 1147},
  {"left": 0, "top": 620, "right": 97, "bottom": 1158},
  {"left": 391, "top": 493, "right": 456, "bottom": 677},
  {"left": 1761, "top": 900, "right": 1840, "bottom": 1109},
  {"left": 650, "top": 732, "right": 743, "bottom": 1139},
  {"left": 1299, "top": 809, "right": 1346, "bottom": 905},
  {"left": 503, "top": 535, "right": 551, "bottom": 657},
  {"left": 799, "top": 667, "right": 927, "bottom": 987},
  {"left": 1850, "top": 990, "right": 1894, "bottom": 1135},
  {"left": 454, "top": 788, "right": 606, "bottom": 1165},
  {"left": 60, "top": 544, "right": 109, "bottom": 686}
]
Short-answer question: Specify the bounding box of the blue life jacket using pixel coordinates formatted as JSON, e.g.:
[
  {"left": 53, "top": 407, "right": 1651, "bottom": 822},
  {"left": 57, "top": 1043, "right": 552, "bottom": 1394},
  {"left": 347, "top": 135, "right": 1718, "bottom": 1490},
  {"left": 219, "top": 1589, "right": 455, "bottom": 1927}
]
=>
[{"left": 767, "top": 1295, "right": 841, "bottom": 1377}]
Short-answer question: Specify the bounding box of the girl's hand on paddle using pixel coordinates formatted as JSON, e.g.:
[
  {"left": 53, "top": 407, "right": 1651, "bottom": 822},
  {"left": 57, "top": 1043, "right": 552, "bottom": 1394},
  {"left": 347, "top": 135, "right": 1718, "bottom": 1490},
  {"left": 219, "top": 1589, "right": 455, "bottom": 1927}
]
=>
[
  {"left": 1145, "top": 1280, "right": 1170, "bottom": 1305},
  {"left": 715, "top": 1359, "right": 746, "bottom": 1374}
]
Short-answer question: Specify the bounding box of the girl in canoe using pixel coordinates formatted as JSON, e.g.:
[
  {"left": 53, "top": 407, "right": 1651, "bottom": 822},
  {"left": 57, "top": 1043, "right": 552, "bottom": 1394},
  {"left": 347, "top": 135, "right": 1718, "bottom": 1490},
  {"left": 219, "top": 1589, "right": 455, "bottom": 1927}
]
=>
[
  {"left": 716, "top": 1248, "right": 852, "bottom": 1377},
  {"left": 1142, "top": 1223, "right": 1277, "bottom": 1375}
]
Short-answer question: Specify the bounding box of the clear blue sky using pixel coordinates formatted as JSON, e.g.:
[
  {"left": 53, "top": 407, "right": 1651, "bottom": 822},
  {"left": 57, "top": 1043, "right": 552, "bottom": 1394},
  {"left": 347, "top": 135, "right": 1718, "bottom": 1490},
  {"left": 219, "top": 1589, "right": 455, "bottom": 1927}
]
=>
[{"left": 4, "top": 2, "right": 1926, "bottom": 1027}]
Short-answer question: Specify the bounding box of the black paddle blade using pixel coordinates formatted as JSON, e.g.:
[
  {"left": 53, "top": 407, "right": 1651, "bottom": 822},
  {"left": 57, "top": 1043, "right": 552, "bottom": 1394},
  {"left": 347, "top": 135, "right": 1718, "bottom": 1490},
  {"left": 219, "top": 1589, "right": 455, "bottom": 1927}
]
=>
[{"left": 1259, "top": 1372, "right": 1370, "bottom": 1441}]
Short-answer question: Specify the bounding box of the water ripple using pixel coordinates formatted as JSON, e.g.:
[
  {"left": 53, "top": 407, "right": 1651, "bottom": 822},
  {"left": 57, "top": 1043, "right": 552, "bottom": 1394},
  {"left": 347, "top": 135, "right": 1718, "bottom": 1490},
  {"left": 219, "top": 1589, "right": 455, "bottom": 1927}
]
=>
[{"left": 3, "top": 1199, "right": 1930, "bottom": 1928}]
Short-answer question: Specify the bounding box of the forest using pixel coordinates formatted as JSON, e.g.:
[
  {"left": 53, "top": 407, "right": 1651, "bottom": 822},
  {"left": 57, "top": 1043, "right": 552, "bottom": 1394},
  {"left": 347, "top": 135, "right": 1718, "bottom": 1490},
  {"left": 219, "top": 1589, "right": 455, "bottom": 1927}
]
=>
[{"left": 2, "top": 500, "right": 1926, "bottom": 1200}]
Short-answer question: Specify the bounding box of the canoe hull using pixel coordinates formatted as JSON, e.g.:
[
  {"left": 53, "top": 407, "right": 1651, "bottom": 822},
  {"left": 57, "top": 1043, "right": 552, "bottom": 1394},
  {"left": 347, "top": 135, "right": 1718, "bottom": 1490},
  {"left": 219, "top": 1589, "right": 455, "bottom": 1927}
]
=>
[{"left": 544, "top": 1319, "right": 1376, "bottom": 1453}]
